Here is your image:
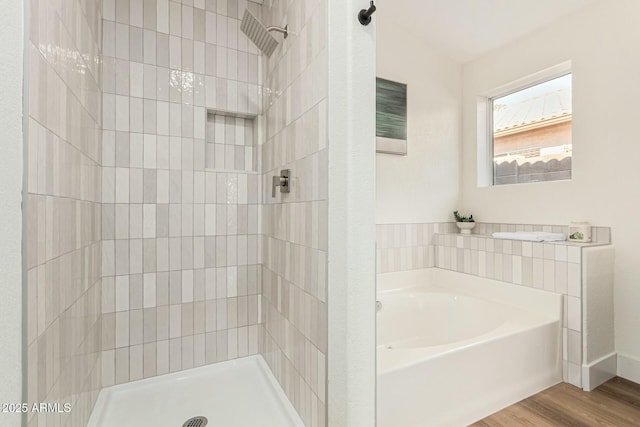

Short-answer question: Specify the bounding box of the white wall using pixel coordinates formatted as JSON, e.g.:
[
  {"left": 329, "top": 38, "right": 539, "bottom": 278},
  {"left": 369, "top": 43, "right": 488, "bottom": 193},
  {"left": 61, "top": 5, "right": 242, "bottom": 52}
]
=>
[
  {"left": 461, "top": 0, "right": 640, "bottom": 372},
  {"left": 0, "top": 0, "right": 24, "bottom": 423},
  {"left": 376, "top": 12, "right": 462, "bottom": 224},
  {"left": 328, "top": 0, "right": 377, "bottom": 425}
]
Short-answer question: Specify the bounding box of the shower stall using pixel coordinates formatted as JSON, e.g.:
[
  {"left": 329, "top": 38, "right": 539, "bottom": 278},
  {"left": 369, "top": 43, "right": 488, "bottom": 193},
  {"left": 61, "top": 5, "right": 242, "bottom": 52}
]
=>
[{"left": 16, "top": 0, "right": 376, "bottom": 426}]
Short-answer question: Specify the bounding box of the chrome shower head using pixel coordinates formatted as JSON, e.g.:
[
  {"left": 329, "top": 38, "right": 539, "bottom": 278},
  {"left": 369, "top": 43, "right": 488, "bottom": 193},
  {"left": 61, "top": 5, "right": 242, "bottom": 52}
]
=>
[{"left": 240, "top": 9, "right": 287, "bottom": 57}]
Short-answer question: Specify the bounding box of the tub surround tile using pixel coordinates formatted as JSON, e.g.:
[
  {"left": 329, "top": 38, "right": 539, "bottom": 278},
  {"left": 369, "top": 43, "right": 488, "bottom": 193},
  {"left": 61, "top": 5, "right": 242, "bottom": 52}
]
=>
[
  {"left": 376, "top": 223, "right": 454, "bottom": 273},
  {"left": 472, "top": 222, "right": 612, "bottom": 244}
]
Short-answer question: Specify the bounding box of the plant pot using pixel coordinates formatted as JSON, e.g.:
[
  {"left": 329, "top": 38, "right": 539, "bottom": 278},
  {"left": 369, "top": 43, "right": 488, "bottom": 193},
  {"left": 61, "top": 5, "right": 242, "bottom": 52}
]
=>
[
  {"left": 568, "top": 222, "right": 591, "bottom": 243},
  {"left": 456, "top": 222, "right": 476, "bottom": 235}
]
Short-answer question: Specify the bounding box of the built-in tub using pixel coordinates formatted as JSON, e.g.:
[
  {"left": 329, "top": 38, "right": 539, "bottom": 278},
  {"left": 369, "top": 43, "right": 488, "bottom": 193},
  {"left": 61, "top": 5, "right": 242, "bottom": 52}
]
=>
[{"left": 377, "top": 268, "right": 562, "bottom": 427}]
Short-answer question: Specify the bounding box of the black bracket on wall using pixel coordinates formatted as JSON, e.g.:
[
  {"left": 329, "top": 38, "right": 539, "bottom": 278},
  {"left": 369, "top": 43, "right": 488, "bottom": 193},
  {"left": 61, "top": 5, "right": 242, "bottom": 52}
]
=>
[{"left": 358, "top": 1, "right": 376, "bottom": 26}]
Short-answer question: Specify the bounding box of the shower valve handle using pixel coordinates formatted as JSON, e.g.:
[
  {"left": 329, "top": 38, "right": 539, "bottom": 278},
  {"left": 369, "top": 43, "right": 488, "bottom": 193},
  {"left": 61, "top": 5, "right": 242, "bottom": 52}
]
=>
[{"left": 272, "top": 169, "right": 290, "bottom": 197}]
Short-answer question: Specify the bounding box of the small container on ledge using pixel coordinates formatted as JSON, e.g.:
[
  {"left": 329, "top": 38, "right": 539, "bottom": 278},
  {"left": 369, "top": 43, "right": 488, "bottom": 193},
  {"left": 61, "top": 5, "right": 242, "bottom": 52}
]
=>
[
  {"left": 453, "top": 211, "right": 476, "bottom": 235},
  {"left": 456, "top": 222, "right": 476, "bottom": 235},
  {"left": 569, "top": 221, "right": 591, "bottom": 243}
]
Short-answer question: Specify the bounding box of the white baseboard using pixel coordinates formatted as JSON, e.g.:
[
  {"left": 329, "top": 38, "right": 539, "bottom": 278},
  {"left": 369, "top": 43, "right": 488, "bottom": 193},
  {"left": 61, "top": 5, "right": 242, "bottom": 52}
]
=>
[
  {"left": 582, "top": 352, "right": 617, "bottom": 391},
  {"left": 618, "top": 353, "right": 640, "bottom": 384}
]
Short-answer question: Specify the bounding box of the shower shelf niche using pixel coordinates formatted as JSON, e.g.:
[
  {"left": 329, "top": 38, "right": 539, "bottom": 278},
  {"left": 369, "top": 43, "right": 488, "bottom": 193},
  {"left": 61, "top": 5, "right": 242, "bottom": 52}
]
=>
[{"left": 205, "top": 110, "right": 259, "bottom": 173}]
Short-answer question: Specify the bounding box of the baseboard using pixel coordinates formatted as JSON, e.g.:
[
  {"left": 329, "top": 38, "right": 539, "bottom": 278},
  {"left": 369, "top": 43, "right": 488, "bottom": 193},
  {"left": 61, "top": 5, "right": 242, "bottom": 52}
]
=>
[
  {"left": 582, "top": 352, "right": 617, "bottom": 391},
  {"left": 618, "top": 353, "right": 640, "bottom": 384}
]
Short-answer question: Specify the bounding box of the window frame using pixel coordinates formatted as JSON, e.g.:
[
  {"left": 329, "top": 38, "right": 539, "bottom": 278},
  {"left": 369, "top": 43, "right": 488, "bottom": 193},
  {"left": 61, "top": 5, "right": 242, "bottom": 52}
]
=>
[{"left": 476, "top": 61, "right": 572, "bottom": 187}]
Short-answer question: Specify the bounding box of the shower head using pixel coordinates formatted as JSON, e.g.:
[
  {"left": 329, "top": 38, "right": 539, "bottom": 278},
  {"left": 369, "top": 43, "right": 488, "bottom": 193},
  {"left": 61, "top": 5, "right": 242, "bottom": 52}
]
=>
[{"left": 240, "top": 9, "right": 288, "bottom": 57}]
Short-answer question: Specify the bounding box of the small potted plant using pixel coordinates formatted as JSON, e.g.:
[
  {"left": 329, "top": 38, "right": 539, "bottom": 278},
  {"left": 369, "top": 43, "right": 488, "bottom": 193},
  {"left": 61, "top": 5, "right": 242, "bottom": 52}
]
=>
[{"left": 454, "top": 211, "right": 476, "bottom": 235}]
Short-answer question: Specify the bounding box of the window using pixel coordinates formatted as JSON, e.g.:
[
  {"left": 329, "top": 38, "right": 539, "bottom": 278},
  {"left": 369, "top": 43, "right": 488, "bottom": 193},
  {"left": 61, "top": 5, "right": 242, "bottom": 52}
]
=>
[{"left": 489, "top": 73, "right": 572, "bottom": 185}]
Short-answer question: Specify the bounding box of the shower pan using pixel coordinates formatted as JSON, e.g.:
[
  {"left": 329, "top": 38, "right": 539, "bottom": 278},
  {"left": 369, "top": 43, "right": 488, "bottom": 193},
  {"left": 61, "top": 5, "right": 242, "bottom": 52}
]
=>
[{"left": 87, "top": 357, "right": 303, "bottom": 427}]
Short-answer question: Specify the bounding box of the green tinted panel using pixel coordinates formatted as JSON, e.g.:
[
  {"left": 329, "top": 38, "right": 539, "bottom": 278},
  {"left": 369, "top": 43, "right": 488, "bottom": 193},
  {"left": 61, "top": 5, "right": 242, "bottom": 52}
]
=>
[{"left": 376, "top": 78, "right": 407, "bottom": 140}]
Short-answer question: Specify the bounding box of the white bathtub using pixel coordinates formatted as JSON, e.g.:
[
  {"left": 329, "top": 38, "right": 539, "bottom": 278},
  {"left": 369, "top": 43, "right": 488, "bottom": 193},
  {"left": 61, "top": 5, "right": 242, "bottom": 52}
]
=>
[{"left": 377, "top": 268, "right": 562, "bottom": 427}]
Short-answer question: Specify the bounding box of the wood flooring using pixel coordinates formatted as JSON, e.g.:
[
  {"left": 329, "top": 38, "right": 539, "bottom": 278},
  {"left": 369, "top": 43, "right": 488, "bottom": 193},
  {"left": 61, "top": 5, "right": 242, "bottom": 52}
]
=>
[{"left": 471, "top": 377, "right": 640, "bottom": 426}]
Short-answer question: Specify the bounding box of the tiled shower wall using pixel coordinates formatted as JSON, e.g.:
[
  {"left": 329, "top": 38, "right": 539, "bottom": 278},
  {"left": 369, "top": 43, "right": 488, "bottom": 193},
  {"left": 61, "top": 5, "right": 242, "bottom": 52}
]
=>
[
  {"left": 26, "top": 0, "right": 103, "bottom": 425},
  {"left": 100, "top": 0, "right": 263, "bottom": 386},
  {"left": 206, "top": 113, "right": 257, "bottom": 171},
  {"left": 260, "top": 0, "right": 328, "bottom": 425}
]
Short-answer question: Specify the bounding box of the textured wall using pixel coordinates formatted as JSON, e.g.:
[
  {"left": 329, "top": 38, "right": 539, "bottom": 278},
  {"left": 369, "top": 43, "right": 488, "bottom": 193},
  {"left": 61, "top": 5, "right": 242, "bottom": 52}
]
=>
[
  {"left": 26, "top": 0, "right": 104, "bottom": 425},
  {"left": 376, "top": 12, "right": 462, "bottom": 225},
  {"left": 100, "top": 0, "right": 263, "bottom": 386},
  {"left": 259, "top": 0, "right": 328, "bottom": 425}
]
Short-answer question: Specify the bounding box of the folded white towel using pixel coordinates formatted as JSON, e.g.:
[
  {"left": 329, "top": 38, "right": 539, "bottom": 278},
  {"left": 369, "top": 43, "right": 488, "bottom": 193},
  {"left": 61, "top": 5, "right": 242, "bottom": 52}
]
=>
[{"left": 492, "top": 231, "right": 566, "bottom": 242}]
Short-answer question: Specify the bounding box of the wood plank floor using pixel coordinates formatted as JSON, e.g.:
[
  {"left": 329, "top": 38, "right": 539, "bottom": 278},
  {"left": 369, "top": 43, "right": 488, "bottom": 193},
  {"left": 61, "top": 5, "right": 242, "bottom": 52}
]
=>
[{"left": 471, "top": 377, "right": 640, "bottom": 426}]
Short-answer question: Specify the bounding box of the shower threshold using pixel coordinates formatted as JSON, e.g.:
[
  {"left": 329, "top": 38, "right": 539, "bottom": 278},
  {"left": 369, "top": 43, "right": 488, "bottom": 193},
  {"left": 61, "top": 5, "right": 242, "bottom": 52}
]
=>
[{"left": 87, "top": 355, "right": 304, "bottom": 427}]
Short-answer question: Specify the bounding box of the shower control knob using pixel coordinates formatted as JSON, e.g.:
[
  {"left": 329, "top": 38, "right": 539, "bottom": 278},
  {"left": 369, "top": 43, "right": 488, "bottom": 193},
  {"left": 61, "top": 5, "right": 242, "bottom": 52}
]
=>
[{"left": 272, "top": 169, "right": 290, "bottom": 197}]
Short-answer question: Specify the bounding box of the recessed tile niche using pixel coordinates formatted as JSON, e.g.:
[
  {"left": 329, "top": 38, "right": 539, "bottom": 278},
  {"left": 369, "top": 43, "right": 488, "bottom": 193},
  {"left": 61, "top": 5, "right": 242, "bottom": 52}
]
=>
[{"left": 206, "top": 111, "right": 258, "bottom": 172}]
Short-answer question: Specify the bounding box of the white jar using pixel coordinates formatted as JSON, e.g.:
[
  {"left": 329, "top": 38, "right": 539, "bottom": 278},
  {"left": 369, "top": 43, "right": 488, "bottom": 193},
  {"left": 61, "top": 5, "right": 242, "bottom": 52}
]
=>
[{"left": 568, "top": 222, "right": 591, "bottom": 243}]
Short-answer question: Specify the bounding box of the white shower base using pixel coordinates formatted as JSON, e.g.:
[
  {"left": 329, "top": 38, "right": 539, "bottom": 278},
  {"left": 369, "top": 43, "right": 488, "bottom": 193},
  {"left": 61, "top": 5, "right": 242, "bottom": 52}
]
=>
[{"left": 87, "top": 355, "right": 303, "bottom": 427}]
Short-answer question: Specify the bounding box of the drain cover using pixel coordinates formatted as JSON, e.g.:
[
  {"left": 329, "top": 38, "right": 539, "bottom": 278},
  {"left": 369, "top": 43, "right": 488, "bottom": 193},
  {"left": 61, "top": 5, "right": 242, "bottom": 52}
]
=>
[{"left": 183, "top": 416, "right": 208, "bottom": 427}]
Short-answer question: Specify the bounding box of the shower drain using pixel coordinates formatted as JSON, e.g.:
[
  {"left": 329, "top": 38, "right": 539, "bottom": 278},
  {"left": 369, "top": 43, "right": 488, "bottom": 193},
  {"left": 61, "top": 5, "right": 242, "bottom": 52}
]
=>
[{"left": 182, "top": 416, "right": 208, "bottom": 427}]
